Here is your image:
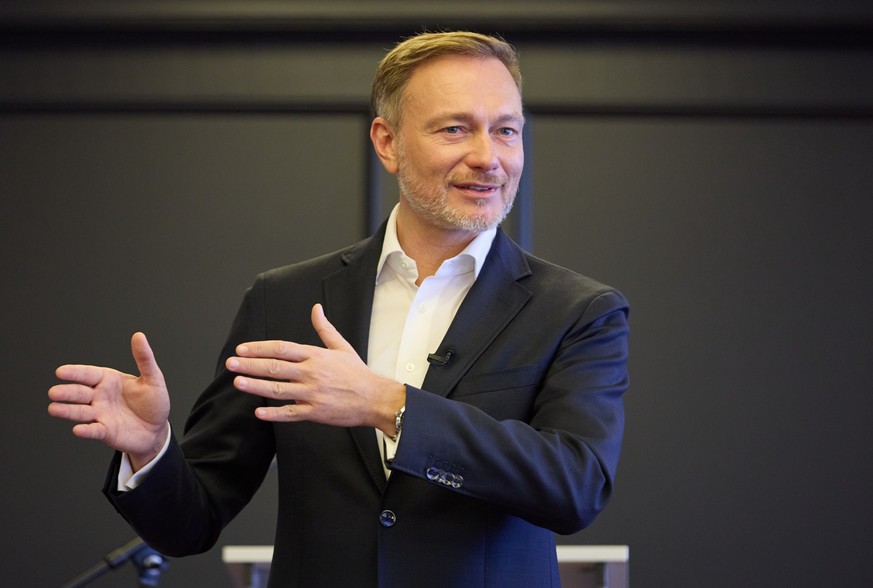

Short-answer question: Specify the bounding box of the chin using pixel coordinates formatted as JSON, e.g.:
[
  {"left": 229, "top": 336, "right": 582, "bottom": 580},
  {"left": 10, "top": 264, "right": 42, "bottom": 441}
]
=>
[
  {"left": 441, "top": 205, "right": 511, "bottom": 232},
  {"left": 401, "top": 181, "right": 515, "bottom": 232}
]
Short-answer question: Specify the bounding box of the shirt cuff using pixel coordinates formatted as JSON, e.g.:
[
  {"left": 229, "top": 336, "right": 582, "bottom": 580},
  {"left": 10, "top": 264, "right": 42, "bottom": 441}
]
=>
[{"left": 117, "top": 424, "right": 172, "bottom": 492}]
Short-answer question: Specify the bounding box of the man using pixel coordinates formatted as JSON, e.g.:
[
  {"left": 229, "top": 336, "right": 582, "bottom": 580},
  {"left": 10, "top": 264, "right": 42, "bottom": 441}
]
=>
[{"left": 48, "top": 31, "right": 629, "bottom": 587}]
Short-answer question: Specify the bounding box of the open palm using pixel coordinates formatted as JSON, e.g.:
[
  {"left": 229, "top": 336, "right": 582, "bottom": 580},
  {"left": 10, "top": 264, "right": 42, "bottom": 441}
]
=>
[{"left": 49, "top": 332, "right": 171, "bottom": 465}]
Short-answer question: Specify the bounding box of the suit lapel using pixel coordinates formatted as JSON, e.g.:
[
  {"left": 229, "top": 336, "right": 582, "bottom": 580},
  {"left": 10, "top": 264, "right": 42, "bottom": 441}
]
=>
[
  {"left": 321, "top": 234, "right": 381, "bottom": 358},
  {"left": 421, "top": 229, "right": 533, "bottom": 398},
  {"left": 322, "top": 225, "right": 389, "bottom": 492}
]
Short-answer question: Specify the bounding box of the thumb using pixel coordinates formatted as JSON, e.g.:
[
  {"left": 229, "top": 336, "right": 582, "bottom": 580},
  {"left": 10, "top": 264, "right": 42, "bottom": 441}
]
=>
[
  {"left": 311, "top": 304, "right": 354, "bottom": 352},
  {"left": 130, "top": 332, "right": 164, "bottom": 383}
]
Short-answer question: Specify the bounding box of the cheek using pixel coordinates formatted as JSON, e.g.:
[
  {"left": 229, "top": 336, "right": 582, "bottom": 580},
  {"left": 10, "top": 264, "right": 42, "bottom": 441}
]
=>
[
  {"left": 491, "top": 141, "right": 522, "bottom": 172},
  {"left": 504, "top": 148, "right": 524, "bottom": 174},
  {"left": 405, "top": 145, "right": 455, "bottom": 177}
]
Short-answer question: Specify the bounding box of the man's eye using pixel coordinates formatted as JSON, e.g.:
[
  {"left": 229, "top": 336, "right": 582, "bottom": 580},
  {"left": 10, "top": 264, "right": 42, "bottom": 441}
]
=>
[
  {"left": 498, "top": 127, "right": 518, "bottom": 136},
  {"left": 444, "top": 126, "right": 463, "bottom": 134}
]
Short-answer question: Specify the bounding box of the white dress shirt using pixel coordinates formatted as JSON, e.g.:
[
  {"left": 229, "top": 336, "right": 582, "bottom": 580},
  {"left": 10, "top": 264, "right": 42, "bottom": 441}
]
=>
[{"left": 369, "top": 205, "right": 495, "bottom": 474}]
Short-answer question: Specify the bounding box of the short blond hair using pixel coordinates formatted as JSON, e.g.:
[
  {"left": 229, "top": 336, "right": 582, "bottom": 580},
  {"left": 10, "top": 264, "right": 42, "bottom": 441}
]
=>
[{"left": 371, "top": 31, "right": 522, "bottom": 128}]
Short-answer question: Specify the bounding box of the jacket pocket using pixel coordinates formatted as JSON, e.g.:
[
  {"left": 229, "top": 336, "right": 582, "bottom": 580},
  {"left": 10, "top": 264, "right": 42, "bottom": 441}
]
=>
[{"left": 450, "top": 363, "right": 544, "bottom": 398}]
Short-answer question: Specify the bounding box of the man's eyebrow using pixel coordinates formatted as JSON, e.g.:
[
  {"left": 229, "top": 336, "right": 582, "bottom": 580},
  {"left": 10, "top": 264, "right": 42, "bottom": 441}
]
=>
[
  {"left": 425, "top": 112, "right": 526, "bottom": 128},
  {"left": 495, "top": 113, "right": 526, "bottom": 127}
]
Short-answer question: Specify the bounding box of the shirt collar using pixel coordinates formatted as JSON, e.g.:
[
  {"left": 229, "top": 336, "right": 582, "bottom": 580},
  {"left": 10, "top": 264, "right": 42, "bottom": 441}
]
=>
[{"left": 375, "top": 204, "right": 497, "bottom": 284}]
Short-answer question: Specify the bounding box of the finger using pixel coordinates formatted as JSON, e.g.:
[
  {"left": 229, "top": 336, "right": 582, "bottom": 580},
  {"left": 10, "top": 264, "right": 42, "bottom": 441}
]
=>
[
  {"left": 233, "top": 374, "right": 306, "bottom": 401},
  {"left": 55, "top": 364, "right": 106, "bottom": 387},
  {"left": 48, "top": 400, "right": 95, "bottom": 423},
  {"left": 254, "top": 404, "right": 312, "bottom": 422},
  {"left": 131, "top": 332, "right": 164, "bottom": 383},
  {"left": 310, "top": 304, "right": 354, "bottom": 352},
  {"left": 226, "top": 355, "right": 302, "bottom": 381},
  {"left": 234, "top": 340, "right": 307, "bottom": 361},
  {"left": 71, "top": 422, "right": 108, "bottom": 441},
  {"left": 48, "top": 383, "right": 95, "bottom": 404}
]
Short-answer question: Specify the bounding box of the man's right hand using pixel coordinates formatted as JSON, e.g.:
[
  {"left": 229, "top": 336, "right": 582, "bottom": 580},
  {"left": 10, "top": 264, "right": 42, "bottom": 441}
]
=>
[{"left": 48, "top": 332, "right": 171, "bottom": 471}]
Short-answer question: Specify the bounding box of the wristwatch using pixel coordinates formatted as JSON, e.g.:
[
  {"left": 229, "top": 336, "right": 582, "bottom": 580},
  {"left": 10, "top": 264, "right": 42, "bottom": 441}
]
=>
[{"left": 391, "top": 406, "right": 406, "bottom": 442}]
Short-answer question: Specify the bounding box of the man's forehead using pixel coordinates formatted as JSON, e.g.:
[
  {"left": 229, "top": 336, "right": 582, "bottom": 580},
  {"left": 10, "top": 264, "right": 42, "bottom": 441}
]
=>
[{"left": 401, "top": 55, "right": 522, "bottom": 113}]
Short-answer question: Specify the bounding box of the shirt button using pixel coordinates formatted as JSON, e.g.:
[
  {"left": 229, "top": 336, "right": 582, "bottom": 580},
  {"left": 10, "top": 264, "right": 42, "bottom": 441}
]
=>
[
  {"left": 417, "top": 304, "right": 427, "bottom": 313},
  {"left": 405, "top": 362, "right": 415, "bottom": 372},
  {"left": 379, "top": 510, "right": 397, "bottom": 527}
]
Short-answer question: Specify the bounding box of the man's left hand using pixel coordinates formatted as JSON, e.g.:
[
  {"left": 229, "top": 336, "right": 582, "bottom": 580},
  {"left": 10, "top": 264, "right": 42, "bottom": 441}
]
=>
[{"left": 226, "top": 303, "right": 405, "bottom": 435}]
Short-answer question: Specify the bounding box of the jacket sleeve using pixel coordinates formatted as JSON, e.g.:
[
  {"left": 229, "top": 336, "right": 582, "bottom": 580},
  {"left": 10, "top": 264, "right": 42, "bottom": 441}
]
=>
[
  {"left": 102, "top": 275, "right": 276, "bottom": 557},
  {"left": 388, "top": 289, "right": 630, "bottom": 535}
]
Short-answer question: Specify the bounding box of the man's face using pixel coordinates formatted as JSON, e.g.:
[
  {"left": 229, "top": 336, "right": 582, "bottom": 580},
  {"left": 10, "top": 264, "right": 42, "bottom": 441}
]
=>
[{"left": 394, "top": 55, "right": 525, "bottom": 233}]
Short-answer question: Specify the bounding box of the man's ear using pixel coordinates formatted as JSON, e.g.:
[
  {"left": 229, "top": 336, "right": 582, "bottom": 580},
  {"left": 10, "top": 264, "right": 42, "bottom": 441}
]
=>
[{"left": 370, "top": 117, "right": 399, "bottom": 175}]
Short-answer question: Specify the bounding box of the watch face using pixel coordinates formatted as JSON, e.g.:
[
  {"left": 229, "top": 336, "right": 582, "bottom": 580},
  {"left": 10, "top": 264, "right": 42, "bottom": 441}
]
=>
[{"left": 393, "top": 406, "right": 406, "bottom": 441}]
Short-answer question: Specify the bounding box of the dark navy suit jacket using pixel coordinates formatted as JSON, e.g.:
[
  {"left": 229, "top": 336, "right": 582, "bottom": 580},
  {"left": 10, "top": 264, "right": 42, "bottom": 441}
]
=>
[{"left": 104, "top": 224, "right": 630, "bottom": 588}]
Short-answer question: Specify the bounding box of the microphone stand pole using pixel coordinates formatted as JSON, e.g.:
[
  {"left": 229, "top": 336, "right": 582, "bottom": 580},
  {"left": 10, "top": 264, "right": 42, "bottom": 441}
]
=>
[{"left": 60, "top": 536, "right": 169, "bottom": 588}]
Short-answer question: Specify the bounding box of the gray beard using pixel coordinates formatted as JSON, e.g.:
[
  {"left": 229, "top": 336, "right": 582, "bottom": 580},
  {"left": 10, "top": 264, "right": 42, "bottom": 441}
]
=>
[{"left": 397, "top": 169, "right": 516, "bottom": 232}]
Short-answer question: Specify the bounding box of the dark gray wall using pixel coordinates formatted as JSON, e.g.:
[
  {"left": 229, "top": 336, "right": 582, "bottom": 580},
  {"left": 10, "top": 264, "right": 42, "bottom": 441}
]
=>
[{"left": 2, "top": 2, "right": 872, "bottom": 586}]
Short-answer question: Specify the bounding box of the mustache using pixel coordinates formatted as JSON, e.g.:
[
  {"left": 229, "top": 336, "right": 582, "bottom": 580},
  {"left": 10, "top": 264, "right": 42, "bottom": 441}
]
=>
[{"left": 448, "top": 173, "right": 507, "bottom": 187}]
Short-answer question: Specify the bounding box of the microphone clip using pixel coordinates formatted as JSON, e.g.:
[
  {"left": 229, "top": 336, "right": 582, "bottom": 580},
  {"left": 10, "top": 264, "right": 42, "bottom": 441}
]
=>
[{"left": 426, "top": 349, "right": 454, "bottom": 367}]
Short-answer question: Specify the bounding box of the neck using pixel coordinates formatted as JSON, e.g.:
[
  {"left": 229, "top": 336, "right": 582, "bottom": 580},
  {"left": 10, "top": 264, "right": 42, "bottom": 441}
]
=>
[{"left": 395, "top": 203, "right": 480, "bottom": 284}]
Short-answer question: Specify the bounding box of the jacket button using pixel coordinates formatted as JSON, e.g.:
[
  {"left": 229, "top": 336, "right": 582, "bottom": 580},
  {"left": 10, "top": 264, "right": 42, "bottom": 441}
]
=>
[{"left": 379, "top": 510, "right": 397, "bottom": 527}]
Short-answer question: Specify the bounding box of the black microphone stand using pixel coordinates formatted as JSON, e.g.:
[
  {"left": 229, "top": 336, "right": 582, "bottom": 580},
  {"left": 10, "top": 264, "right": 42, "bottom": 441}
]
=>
[{"left": 60, "top": 536, "right": 169, "bottom": 588}]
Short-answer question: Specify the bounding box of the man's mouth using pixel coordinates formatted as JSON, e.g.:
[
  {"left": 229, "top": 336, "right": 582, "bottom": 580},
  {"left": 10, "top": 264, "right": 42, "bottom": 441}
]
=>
[{"left": 455, "top": 182, "right": 501, "bottom": 193}]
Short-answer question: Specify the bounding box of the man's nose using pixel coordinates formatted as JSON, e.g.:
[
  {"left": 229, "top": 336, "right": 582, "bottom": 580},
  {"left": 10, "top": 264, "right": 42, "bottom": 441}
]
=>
[{"left": 465, "top": 133, "right": 499, "bottom": 171}]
